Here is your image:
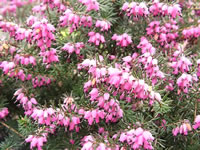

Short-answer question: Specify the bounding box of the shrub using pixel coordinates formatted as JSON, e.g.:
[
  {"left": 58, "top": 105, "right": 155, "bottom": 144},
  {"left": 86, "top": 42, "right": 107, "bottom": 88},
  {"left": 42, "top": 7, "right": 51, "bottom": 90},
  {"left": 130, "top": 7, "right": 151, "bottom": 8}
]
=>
[{"left": 0, "top": 0, "right": 200, "bottom": 149}]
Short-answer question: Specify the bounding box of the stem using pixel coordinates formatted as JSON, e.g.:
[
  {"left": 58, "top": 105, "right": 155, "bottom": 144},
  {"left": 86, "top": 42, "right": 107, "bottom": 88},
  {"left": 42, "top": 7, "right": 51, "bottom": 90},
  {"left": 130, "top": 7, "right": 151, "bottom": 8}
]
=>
[{"left": 0, "top": 121, "right": 24, "bottom": 138}]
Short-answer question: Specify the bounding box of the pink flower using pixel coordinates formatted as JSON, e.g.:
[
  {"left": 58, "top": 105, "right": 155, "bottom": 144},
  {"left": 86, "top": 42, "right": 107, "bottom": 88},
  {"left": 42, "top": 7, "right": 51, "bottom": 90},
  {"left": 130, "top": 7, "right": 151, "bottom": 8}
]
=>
[
  {"left": 172, "top": 127, "right": 179, "bottom": 136},
  {"left": 81, "top": 136, "right": 94, "bottom": 150},
  {"left": 170, "top": 56, "right": 192, "bottom": 74},
  {"left": 62, "top": 42, "right": 84, "bottom": 55},
  {"left": 25, "top": 135, "right": 34, "bottom": 142},
  {"left": 112, "top": 33, "right": 132, "bottom": 47},
  {"left": 193, "top": 115, "right": 200, "bottom": 129},
  {"left": 138, "top": 51, "right": 164, "bottom": 84},
  {"left": 40, "top": 48, "right": 59, "bottom": 64},
  {"left": 179, "top": 123, "right": 188, "bottom": 135},
  {"left": 60, "top": 9, "right": 92, "bottom": 32},
  {"left": 0, "top": 61, "right": 15, "bottom": 74},
  {"left": 137, "top": 37, "right": 156, "bottom": 55},
  {"left": 27, "top": 15, "right": 37, "bottom": 26},
  {"left": 149, "top": 2, "right": 181, "bottom": 18},
  {"left": 32, "top": 18, "right": 55, "bottom": 51},
  {"left": 98, "top": 127, "right": 105, "bottom": 134},
  {"left": 42, "top": 0, "right": 66, "bottom": 11},
  {"left": 119, "top": 133, "right": 127, "bottom": 142},
  {"left": 29, "top": 56, "right": 36, "bottom": 66},
  {"left": 88, "top": 32, "right": 105, "bottom": 46},
  {"left": 89, "top": 88, "right": 99, "bottom": 100},
  {"left": 79, "top": 0, "right": 99, "bottom": 11},
  {"left": 197, "top": 59, "right": 200, "bottom": 77},
  {"left": 70, "top": 139, "right": 75, "bottom": 144},
  {"left": 26, "top": 134, "right": 47, "bottom": 150},
  {"left": 119, "top": 127, "right": 154, "bottom": 150},
  {"left": 123, "top": 56, "right": 132, "bottom": 63},
  {"left": 95, "top": 20, "right": 111, "bottom": 31},
  {"left": 173, "top": 121, "right": 192, "bottom": 136},
  {"left": 103, "top": 93, "right": 110, "bottom": 100},
  {"left": 177, "top": 73, "right": 193, "bottom": 93},
  {"left": 96, "top": 143, "right": 106, "bottom": 150},
  {"left": 122, "top": 2, "right": 149, "bottom": 19},
  {"left": 122, "top": 2, "right": 129, "bottom": 11},
  {"left": 0, "top": 108, "right": 9, "bottom": 119}
]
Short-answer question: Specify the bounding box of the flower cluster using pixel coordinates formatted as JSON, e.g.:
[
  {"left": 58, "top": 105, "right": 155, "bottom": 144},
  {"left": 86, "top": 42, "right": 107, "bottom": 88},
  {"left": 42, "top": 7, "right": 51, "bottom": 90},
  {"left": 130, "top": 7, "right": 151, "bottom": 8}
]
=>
[
  {"left": 0, "top": 21, "right": 20, "bottom": 38},
  {"left": 25, "top": 134, "right": 48, "bottom": 150},
  {"left": 193, "top": 115, "right": 200, "bottom": 130},
  {"left": 98, "top": 98, "right": 123, "bottom": 122},
  {"left": 112, "top": 33, "right": 132, "bottom": 47},
  {"left": 182, "top": 26, "right": 200, "bottom": 39},
  {"left": 62, "top": 42, "right": 85, "bottom": 55},
  {"left": 137, "top": 37, "right": 164, "bottom": 84},
  {"left": 137, "top": 37, "right": 156, "bottom": 55},
  {"left": 139, "top": 52, "right": 165, "bottom": 85},
  {"left": 30, "top": 107, "right": 56, "bottom": 125},
  {"left": 0, "top": 56, "right": 29, "bottom": 82},
  {"left": 15, "top": 27, "right": 32, "bottom": 42},
  {"left": 88, "top": 32, "right": 105, "bottom": 46},
  {"left": 149, "top": 1, "right": 181, "bottom": 18},
  {"left": 18, "top": 96, "right": 81, "bottom": 132},
  {"left": 32, "top": 19, "right": 55, "bottom": 51},
  {"left": 0, "top": 61, "right": 15, "bottom": 74},
  {"left": 14, "top": 89, "right": 38, "bottom": 112},
  {"left": 0, "top": 4, "right": 17, "bottom": 16},
  {"left": 32, "top": 76, "right": 52, "bottom": 88},
  {"left": 34, "top": 108, "right": 80, "bottom": 132},
  {"left": 95, "top": 20, "right": 111, "bottom": 31},
  {"left": 119, "top": 127, "right": 154, "bottom": 150},
  {"left": 32, "top": 4, "right": 47, "bottom": 14},
  {"left": 60, "top": 9, "right": 92, "bottom": 32},
  {"left": 197, "top": 59, "right": 200, "bottom": 77},
  {"left": 78, "top": 0, "right": 99, "bottom": 12},
  {"left": 42, "top": 0, "right": 66, "bottom": 11},
  {"left": 89, "top": 90, "right": 123, "bottom": 123},
  {"left": 14, "top": 54, "right": 36, "bottom": 66},
  {"left": 81, "top": 135, "right": 119, "bottom": 150},
  {"left": 27, "top": 16, "right": 38, "bottom": 27},
  {"left": 9, "top": 69, "right": 28, "bottom": 81},
  {"left": 84, "top": 109, "right": 106, "bottom": 125},
  {"left": 40, "top": 48, "right": 59, "bottom": 64},
  {"left": 0, "top": 0, "right": 32, "bottom": 16},
  {"left": 146, "top": 20, "right": 179, "bottom": 49},
  {"left": 80, "top": 58, "right": 162, "bottom": 106},
  {"left": 122, "top": 1, "right": 181, "bottom": 20},
  {"left": 0, "top": 107, "right": 9, "bottom": 119},
  {"left": 122, "top": 2, "right": 149, "bottom": 19},
  {"left": 177, "top": 73, "right": 197, "bottom": 94},
  {"left": 86, "top": 87, "right": 124, "bottom": 123},
  {"left": 170, "top": 56, "right": 192, "bottom": 74},
  {"left": 172, "top": 121, "right": 192, "bottom": 136}
]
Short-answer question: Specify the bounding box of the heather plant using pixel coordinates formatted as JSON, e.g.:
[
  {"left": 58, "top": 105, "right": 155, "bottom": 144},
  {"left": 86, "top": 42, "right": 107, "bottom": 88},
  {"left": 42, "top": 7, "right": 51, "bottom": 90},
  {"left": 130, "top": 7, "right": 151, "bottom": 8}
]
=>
[{"left": 1, "top": 0, "right": 200, "bottom": 150}]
